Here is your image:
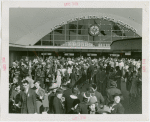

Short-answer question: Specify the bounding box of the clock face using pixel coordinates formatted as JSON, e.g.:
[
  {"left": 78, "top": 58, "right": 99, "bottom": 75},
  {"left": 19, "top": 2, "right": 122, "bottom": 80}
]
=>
[{"left": 89, "top": 24, "right": 100, "bottom": 36}]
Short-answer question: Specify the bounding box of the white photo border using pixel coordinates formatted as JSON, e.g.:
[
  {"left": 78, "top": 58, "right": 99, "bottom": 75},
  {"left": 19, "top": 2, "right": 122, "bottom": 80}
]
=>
[{"left": 1, "top": 1, "right": 149, "bottom": 121}]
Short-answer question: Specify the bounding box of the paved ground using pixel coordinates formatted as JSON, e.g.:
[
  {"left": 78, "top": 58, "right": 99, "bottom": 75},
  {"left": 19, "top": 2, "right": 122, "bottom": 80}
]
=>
[
  {"left": 77, "top": 80, "right": 142, "bottom": 114},
  {"left": 121, "top": 81, "right": 142, "bottom": 114}
]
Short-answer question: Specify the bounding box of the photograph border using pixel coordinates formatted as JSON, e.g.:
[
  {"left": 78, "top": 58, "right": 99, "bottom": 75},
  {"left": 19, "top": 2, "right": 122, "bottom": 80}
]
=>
[{"left": 1, "top": 1, "right": 149, "bottom": 121}]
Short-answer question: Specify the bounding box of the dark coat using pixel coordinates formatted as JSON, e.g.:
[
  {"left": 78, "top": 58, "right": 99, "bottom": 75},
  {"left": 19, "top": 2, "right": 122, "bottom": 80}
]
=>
[
  {"left": 65, "top": 95, "right": 79, "bottom": 114},
  {"left": 111, "top": 103, "right": 125, "bottom": 114},
  {"left": 19, "top": 88, "right": 37, "bottom": 114},
  {"left": 87, "top": 64, "right": 95, "bottom": 79},
  {"left": 78, "top": 102, "right": 89, "bottom": 114},
  {"left": 63, "top": 88, "right": 72, "bottom": 113},
  {"left": 10, "top": 90, "right": 21, "bottom": 104},
  {"left": 106, "top": 65, "right": 111, "bottom": 75},
  {"left": 115, "top": 70, "right": 122, "bottom": 90},
  {"left": 53, "top": 96, "right": 65, "bottom": 114},
  {"left": 95, "top": 91, "right": 105, "bottom": 104},
  {"left": 70, "top": 73, "right": 78, "bottom": 86},
  {"left": 48, "top": 92, "right": 55, "bottom": 113}
]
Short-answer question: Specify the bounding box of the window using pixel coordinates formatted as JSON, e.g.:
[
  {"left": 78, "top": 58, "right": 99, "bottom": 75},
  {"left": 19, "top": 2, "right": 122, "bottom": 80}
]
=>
[{"left": 35, "top": 19, "right": 141, "bottom": 47}]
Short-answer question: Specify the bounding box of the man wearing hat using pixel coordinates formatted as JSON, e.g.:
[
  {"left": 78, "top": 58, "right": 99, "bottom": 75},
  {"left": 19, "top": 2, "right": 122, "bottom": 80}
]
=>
[
  {"left": 48, "top": 83, "right": 58, "bottom": 113},
  {"left": 106, "top": 80, "right": 123, "bottom": 105},
  {"left": 53, "top": 88, "right": 65, "bottom": 114}
]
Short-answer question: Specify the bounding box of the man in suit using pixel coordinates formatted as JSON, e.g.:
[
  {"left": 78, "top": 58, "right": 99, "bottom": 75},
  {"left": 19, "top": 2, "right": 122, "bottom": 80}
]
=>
[
  {"left": 53, "top": 88, "right": 65, "bottom": 114},
  {"left": 18, "top": 80, "right": 37, "bottom": 114}
]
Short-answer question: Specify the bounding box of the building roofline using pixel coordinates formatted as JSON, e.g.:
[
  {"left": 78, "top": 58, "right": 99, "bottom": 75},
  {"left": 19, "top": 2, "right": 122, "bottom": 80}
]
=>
[{"left": 110, "top": 37, "right": 142, "bottom": 46}]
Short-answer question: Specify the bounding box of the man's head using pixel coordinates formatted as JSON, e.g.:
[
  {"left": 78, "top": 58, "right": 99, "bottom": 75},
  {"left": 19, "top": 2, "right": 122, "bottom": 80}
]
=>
[
  {"left": 15, "top": 84, "right": 21, "bottom": 92},
  {"left": 56, "top": 88, "right": 63, "bottom": 99},
  {"left": 34, "top": 81, "right": 40, "bottom": 89},
  {"left": 22, "top": 80, "right": 29, "bottom": 90}
]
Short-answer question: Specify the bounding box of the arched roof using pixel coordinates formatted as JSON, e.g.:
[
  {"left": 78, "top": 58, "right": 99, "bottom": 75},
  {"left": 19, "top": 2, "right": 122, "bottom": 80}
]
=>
[{"left": 10, "top": 8, "right": 142, "bottom": 45}]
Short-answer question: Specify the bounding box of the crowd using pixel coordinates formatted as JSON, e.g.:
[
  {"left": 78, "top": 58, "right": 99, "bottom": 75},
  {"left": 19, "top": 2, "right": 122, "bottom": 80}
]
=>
[{"left": 9, "top": 56, "right": 142, "bottom": 114}]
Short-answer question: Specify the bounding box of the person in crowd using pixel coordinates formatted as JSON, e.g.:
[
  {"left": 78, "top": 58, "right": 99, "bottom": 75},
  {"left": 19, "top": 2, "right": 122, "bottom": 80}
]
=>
[
  {"left": 99, "top": 67, "right": 107, "bottom": 96},
  {"left": 129, "top": 71, "right": 138, "bottom": 101},
  {"left": 87, "top": 60, "right": 95, "bottom": 84},
  {"left": 69, "top": 68, "right": 78, "bottom": 87},
  {"left": 34, "top": 81, "right": 45, "bottom": 114},
  {"left": 65, "top": 87, "right": 80, "bottom": 114},
  {"left": 109, "top": 94, "right": 125, "bottom": 114},
  {"left": 20, "top": 63, "right": 29, "bottom": 80},
  {"left": 40, "top": 64, "right": 46, "bottom": 89},
  {"left": 115, "top": 66, "right": 122, "bottom": 90},
  {"left": 90, "top": 84, "right": 105, "bottom": 105},
  {"left": 87, "top": 95, "right": 99, "bottom": 114},
  {"left": 78, "top": 92, "right": 90, "bottom": 114},
  {"left": 68, "top": 99, "right": 80, "bottom": 114},
  {"left": 63, "top": 83, "right": 73, "bottom": 100},
  {"left": 106, "top": 63, "right": 111, "bottom": 75},
  {"left": 9, "top": 56, "right": 142, "bottom": 114},
  {"left": 18, "top": 80, "right": 37, "bottom": 114},
  {"left": 106, "top": 80, "right": 123, "bottom": 105},
  {"left": 137, "top": 68, "right": 142, "bottom": 96},
  {"left": 48, "top": 83, "right": 58, "bottom": 114},
  {"left": 79, "top": 65, "right": 88, "bottom": 88},
  {"left": 10, "top": 84, "right": 21, "bottom": 113},
  {"left": 53, "top": 88, "right": 65, "bottom": 114},
  {"left": 56, "top": 65, "right": 62, "bottom": 88},
  {"left": 35, "top": 63, "right": 42, "bottom": 86},
  {"left": 125, "top": 67, "right": 133, "bottom": 91}
]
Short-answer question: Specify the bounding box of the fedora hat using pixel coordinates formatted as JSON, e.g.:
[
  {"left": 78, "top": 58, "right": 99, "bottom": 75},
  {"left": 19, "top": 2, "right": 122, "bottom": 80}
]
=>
[{"left": 56, "top": 88, "right": 63, "bottom": 94}]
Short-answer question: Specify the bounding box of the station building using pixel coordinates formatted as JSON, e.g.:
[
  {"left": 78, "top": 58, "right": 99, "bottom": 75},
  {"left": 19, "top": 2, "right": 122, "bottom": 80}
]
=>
[{"left": 9, "top": 8, "right": 142, "bottom": 65}]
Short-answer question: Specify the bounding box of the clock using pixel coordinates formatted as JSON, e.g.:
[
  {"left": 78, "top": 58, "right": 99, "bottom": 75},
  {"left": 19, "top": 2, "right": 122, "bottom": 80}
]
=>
[{"left": 89, "top": 24, "right": 100, "bottom": 36}]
